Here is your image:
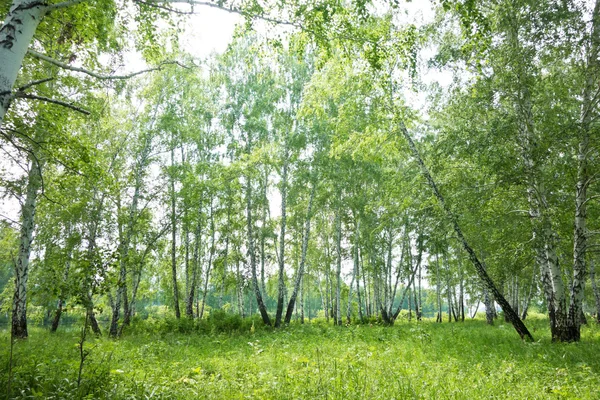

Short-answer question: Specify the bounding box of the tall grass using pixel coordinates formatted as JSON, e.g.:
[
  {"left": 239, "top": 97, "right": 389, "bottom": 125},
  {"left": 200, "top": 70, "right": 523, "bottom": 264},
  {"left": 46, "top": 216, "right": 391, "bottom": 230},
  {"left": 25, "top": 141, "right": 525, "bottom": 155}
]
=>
[{"left": 1, "top": 316, "right": 599, "bottom": 399}]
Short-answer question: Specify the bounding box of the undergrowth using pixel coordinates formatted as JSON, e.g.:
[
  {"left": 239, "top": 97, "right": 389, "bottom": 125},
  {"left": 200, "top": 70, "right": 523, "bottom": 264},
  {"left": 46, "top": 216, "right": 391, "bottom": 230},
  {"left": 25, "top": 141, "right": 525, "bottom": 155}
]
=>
[{"left": 1, "top": 316, "right": 600, "bottom": 399}]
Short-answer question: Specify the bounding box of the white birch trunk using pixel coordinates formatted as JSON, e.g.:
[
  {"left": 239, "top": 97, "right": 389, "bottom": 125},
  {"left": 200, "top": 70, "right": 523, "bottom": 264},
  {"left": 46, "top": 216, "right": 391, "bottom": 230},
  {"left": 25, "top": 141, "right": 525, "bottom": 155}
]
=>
[
  {"left": 568, "top": 0, "right": 600, "bottom": 339},
  {"left": 274, "top": 142, "right": 289, "bottom": 327},
  {"left": 335, "top": 208, "right": 342, "bottom": 326},
  {"left": 0, "top": 1, "right": 46, "bottom": 127},
  {"left": 12, "top": 155, "right": 44, "bottom": 338}
]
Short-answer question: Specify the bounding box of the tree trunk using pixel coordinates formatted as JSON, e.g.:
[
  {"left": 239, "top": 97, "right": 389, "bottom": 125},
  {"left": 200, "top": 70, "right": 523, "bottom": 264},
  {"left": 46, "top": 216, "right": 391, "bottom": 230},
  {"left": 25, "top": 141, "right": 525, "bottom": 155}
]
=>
[
  {"left": 335, "top": 208, "right": 342, "bottom": 326},
  {"left": 236, "top": 256, "right": 245, "bottom": 317},
  {"left": 285, "top": 181, "right": 316, "bottom": 324},
  {"left": 391, "top": 255, "right": 420, "bottom": 322},
  {"left": 353, "top": 218, "right": 363, "bottom": 321},
  {"left": 50, "top": 242, "right": 73, "bottom": 333},
  {"left": 246, "top": 172, "right": 271, "bottom": 325},
  {"left": 484, "top": 287, "right": 494, "bottom": 325},
  {"left": 361, "top": 252, "right": 370, "bottom": 317},
  {"left": 109, "top": 195, "right": 125, "bottom": 337},
  {"left": 170, "top": 145, "right": 181, "bottom": 319},
  {"left": 275, "top": 144, "right": 289, "bottom": 327},
  {"left": 199, "top": 200, "right": 216, "bottom": 319},
  {"left": 521, "top": 264, "right": 536, "bottom": 321},
  {"left": 260, "top": 167, "right": 268, "bottom": 298},
  {"left": 0, "top": 0, "right": 51, "bottom": 128},
  {"left": 505, "top": 18, "right": 567, "bottom": 341},
  {"left": 12, "top": 155, "right": 44, "bottom": 339},
  {"left": 435, "top": 253, "right": 442, "bottom": 323},
  {"left": 412, "top": 271, "right": 420, "bottom": 322},
  {"left": 590, "top": 260, "right": 600, "bottom": 323},
  {"left": 417, "top": 256, "right": 422, "bottom": 321},
  {"left": 186, "top": 215, "right": 202, "bottom": 318},
  {"left": 567, "top": 0, "right": 600, "bottom": 341},
  {"left": 398, "top": 120, "right": 533, "bottom": 341}
]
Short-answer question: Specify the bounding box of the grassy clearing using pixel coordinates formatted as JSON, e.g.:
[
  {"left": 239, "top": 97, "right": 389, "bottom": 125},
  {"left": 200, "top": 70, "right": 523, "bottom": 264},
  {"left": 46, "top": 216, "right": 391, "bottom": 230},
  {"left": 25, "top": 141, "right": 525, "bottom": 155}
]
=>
[{"left": 1, "top": 316, "right": 600, "bottom": 399}]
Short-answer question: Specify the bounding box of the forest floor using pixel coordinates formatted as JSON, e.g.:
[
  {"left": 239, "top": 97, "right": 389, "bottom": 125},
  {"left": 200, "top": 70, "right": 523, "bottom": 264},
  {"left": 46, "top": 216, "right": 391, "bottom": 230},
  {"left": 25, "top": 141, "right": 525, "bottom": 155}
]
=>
[{"left": 1, "top": 315, "right": 600, "bottom": 399}]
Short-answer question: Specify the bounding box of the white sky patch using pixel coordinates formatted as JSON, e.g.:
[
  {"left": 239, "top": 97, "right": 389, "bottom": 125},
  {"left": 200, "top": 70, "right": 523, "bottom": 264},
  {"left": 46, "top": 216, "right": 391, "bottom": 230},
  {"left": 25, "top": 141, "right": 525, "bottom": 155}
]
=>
[{"left": 181, "top": 8, "right": 242, "bottom": 59}]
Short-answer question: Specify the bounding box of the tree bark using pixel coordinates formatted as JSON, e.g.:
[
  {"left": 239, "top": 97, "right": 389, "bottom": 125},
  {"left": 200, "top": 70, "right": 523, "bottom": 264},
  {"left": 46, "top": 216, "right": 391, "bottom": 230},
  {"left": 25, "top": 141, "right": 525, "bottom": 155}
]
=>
[
  {"left": 0, "top": 0, "right": 51, "bottom": 128},
  {"left": 12, "top": 155, "right": 44, "bottom": 339}
]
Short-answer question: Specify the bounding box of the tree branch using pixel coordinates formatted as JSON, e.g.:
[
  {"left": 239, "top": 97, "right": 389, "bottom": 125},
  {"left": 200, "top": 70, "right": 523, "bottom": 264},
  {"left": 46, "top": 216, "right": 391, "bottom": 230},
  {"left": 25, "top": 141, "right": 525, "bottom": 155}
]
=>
[
  {"left": 17, "top": 77, "right": 54, "bottom": 92},
  {"left": 135, "top": 0, "right": 303, "bottom": 29},
  {"left": 583, "top": 194, "right": 600, "bottom": 205},
  {"left": 45, "top": 0, "right": 88, "bottom": 12},
  {"left": 134, "top": 0, "right": 379, "bottom": 45},
  {"left": 15, "top": 93, "right": 90, "bottom": 115},
  {"left": 0, "top": 213, "right": 22, "bottom": 228},
  {"left": 27, "top": 50, "right": 191, "bottom": 80}
]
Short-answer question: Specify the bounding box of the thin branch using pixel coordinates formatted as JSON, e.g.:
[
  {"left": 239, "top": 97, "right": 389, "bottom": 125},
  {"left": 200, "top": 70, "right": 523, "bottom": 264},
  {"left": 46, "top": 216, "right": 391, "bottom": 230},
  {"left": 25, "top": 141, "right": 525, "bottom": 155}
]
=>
[
  {"left": 135, "top": 0, "right": 379, "bottom": 45},
  {"left": 0, "top": 213, "right": 22, "bottom": 228},
  {"left": 583, "top": 194, "right": 600, "bottom": 205},
  {"left": 0, "top": 130, "right": 35, "bottom": 162},
  {"left": 28, "top": 50, "right": 191, "bottom": 80},
  {"left": 136, "top": 0, "right": 302, "bottom": 29},
  {"left": 15, "top": 93, "right": 90, "bottom": 115},
  {"left": 45, "top": 0, "right": 88, "bottom": 12},
  {"left": 507, "top": 210, "right": 530, "bottom": 215},
  {"left": 17, "top": 77, "right": 54, "bottom": 92}
]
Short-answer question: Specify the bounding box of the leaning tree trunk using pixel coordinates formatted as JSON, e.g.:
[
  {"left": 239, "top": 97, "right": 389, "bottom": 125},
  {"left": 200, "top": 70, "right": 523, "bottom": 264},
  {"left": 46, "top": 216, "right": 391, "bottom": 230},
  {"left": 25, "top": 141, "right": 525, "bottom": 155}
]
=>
[
  {"left": 398, "top": 119, "right": 533, "bottom": 341},
  {"left": 12, "top": 155, "right": 44, "bottom": 339},
  {"left": 285, "top": 181, "right": 316, "bottom": 324},
  {"left": 391, "top": 250, "right": 420, "bottom": 322},
  {"left": 521, "top": 264, "right": 536, "bottom": 321}
]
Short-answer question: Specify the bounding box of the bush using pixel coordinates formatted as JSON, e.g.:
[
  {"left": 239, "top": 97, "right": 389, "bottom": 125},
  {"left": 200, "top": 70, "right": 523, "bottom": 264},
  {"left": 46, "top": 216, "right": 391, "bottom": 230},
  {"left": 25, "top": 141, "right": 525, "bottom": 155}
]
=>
[{"left": 124, "top": 311, "right": 268, "bottom": 337}]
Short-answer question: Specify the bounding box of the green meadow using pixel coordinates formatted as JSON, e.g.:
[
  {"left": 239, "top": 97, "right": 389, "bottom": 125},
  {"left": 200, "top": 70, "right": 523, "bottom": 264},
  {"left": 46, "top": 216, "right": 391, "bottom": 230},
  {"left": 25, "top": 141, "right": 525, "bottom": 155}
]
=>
[{"left": 2, "top": 315, "right": 600, "bottom": 399}]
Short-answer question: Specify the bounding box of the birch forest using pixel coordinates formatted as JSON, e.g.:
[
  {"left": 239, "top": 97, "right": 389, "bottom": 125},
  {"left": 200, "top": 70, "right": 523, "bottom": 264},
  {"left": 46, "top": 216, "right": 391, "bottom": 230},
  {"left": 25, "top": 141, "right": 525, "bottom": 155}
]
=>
[{"left": 1, "top": 0, "right": 600, "bottom": 398}]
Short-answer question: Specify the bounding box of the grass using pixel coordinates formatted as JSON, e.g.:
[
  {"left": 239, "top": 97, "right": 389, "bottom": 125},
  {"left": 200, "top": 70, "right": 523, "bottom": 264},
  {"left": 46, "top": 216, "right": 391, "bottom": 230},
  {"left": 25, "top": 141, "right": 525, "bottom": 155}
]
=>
[{"left": 2, "top": 315, "right": 600, "bottom": 399}]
